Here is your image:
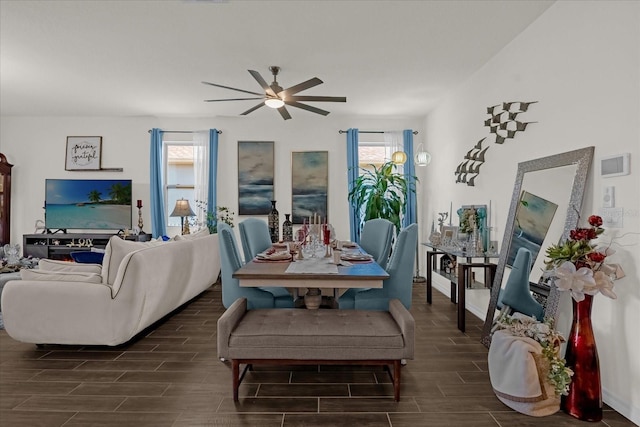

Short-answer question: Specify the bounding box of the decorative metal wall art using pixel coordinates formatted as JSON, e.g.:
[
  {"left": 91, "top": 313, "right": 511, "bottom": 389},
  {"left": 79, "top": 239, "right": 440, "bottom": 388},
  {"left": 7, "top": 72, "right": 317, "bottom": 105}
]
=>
[{"left": 455, "top": 101, "right": 537, "bottom": 186}]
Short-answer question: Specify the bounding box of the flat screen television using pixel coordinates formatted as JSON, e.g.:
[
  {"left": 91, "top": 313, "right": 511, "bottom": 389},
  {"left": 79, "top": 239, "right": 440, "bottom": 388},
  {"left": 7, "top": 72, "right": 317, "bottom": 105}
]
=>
[{"left": 45, "top": 179, "right": 133, "bottom": 231}]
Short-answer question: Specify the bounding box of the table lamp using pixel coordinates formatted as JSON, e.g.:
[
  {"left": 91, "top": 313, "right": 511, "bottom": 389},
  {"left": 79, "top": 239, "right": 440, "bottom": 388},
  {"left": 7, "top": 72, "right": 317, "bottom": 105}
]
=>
[{"left": 170, "top": 198, "right": 195, "bottom": 235}]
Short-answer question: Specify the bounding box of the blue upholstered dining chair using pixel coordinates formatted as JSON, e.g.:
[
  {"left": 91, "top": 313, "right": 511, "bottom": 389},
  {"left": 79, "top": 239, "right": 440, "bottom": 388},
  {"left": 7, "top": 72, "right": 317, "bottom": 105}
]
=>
[
  {"left": 238, "top": 218, "right": 272, "bottom": 263},
  {"left": 358, "top": 218, "right": 395, "bottom": 269},
  {"left": 339, "top": 223, "right": 418, "bottom": 310},
  {"left": 497, "top": 247, "right": 544, "bottom": 320},
  {"left": 218, "top": 223, "right": 294, "bottom": 309}
]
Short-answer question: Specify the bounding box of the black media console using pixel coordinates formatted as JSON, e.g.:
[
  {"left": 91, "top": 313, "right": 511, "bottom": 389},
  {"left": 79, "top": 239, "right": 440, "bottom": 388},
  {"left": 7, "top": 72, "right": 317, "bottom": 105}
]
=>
[{"left": 23, "top": 233, "right": 151, "bottom": 260}]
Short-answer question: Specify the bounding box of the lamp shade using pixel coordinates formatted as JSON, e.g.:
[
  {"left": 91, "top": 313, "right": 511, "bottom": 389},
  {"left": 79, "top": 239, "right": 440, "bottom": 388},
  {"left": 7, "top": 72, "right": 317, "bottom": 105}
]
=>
[
  {"left": 265, "top": 98, "right": 285, "bottom": 109},
  {"left": 415, "top": 150, "right": 432, "bottom": 166},
  {"left": 170, "top": 199, "right": 195, "bottom": 217},
  {"left": 414, "top": 143, "right": 432, "bottom": 166},
  {"left": 391, "top": 150, "right": 407, "bottom": 165}
]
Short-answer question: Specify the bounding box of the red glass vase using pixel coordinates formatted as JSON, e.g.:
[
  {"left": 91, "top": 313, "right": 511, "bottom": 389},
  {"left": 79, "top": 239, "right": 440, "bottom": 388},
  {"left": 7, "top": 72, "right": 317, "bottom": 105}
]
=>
[{"left": 561, "top": 294, "right": 603, "bottom": 421}]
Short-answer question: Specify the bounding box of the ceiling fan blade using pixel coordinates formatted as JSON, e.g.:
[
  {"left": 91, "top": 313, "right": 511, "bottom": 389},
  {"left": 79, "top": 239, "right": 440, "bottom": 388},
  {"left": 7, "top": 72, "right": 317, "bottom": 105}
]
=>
[
  {"left": 201, "top": 81, "right": 263, "bottom": 97},
  {"left": 204, "top": 97, "right": 264, "bottom": 102},
  {"left": 280, "top": 77, "right": 323, "bottom": 97},
  {"left": 285, "top": 100, "right": 330, "bottom": 116},
  {"left": 288, "top": 95, "right": 347, "bottom": 103},
  {"left": 277, "top": 106, "right": 292, "bottom": 120},
  {"left": 248, "top": 70, "right": 276, "bottom": 97},
  {"left": 240, "top": 103, "right": 266, "bottom": 116}
]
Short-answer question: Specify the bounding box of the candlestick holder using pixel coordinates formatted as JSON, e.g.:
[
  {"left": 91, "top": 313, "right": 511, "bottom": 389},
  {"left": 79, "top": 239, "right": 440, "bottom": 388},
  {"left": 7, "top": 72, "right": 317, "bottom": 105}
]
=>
[{"left": 137, "top": 207, "right": 145, "bottom": 234}]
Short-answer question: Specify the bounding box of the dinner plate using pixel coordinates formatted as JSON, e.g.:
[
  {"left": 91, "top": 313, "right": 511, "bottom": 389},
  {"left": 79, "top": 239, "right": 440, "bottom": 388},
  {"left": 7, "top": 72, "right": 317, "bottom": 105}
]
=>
[
  {"left": 256, "top": 251, "right": 291, "bottom": 261},
  {"left": 340, "top": 253, "right": 373, "bottom": 261},
  {"left": 341, "top": 241, "right": 358, "bottom": 248}
]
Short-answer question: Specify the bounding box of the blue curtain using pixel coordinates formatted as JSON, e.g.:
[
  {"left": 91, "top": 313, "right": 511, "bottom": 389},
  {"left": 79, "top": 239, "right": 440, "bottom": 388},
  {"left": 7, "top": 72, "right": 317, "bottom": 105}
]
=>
[
  {"left": 150, "top": 128, "right": 166, "bottom": 238},
  {"left": 403, "top": 129, "right": 417, "bottom": 228},
  {"left": 208, "top": 129, "right": 219, "bottom": 228},
  {"left": 346, "top": 128, "right": 360, "bottom": 242}
]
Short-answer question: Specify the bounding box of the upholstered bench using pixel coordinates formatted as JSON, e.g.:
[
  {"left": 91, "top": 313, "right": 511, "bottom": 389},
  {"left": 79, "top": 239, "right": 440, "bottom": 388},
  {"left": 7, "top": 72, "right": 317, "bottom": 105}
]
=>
[{"left": 217, "top": 297, "right": 415, "bottom": 401}]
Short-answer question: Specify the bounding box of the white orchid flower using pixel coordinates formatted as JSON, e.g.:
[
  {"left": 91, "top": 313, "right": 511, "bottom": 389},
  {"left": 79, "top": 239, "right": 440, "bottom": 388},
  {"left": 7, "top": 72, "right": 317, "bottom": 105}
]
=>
[
  {"left": 593, "top": 271, "right": 617, "bottom": 299},
  {"left": 554, "top": 261, "right": 596, "bottom": 302}
]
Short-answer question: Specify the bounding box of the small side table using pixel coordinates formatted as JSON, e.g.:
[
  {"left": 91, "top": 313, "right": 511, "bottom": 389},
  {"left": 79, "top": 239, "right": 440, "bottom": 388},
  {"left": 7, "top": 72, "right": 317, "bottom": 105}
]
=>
[
  {"left": 456, "top": 262, "right": 496, "bottom": 332},
  {"left": 423, "top": 243, "right": 499, "bottom": 333}
]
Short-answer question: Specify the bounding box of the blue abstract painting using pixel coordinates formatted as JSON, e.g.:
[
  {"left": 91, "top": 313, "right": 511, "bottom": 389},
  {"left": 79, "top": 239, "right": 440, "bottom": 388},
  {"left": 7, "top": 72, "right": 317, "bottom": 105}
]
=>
[
  {"left": 291, "top": 151, "right": 328, "bottom": 224},
  {"left": 238, "top": 141, "right": 274, "bottom": 215},
  {"left": 507, "top": 191, "right": 558, "bottom": 268}
]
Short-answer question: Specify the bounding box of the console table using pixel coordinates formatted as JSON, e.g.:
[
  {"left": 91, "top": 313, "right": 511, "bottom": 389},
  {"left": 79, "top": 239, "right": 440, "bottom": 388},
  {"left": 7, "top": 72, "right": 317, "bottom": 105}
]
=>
[
  {"left": 423, "top": 243, "right": 499, "bottom": 332},
  {"left": 23, "top": 233, "right": 151, "bottom": 260}
]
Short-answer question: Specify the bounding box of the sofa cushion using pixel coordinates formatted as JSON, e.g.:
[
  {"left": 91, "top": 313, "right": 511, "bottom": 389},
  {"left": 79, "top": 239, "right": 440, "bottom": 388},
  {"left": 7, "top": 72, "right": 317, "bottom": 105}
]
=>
[
  {"left": 229, "top": 309, "right": 405, "bottom": 350},
  {"left": 39, "top": 259, "right": 102, "bottom": 275},
  {"left": 70, "top": 251, "right": 105, "bottom": 264},
  {"left": 101, "top": 237, "right": 165, "bottom": 285},
  {"left": 21, "top": 269, "right": 103, "bottom": 284}
]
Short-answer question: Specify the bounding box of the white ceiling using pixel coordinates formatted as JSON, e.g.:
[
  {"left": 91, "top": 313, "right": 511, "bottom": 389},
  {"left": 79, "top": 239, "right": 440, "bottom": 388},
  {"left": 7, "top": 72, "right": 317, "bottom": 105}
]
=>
[{"left": 0, "top": 0, "right": 554, "bottom": 119}]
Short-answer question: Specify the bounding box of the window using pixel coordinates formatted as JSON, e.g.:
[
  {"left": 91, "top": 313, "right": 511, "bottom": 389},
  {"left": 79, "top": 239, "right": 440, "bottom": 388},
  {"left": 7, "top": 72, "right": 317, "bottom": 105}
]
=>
[
  {"left": 164, "top": 142, "right": 195, "bottom": 227},
  {"left": 358, "top": 141, "right": 404, "bottom": 174}
]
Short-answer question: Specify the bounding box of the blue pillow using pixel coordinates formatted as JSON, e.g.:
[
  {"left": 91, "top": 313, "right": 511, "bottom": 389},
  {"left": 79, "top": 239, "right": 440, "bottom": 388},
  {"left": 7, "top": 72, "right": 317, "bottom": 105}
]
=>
[{"left": 70, "top": 251, "right": 105, "bottom": 265}]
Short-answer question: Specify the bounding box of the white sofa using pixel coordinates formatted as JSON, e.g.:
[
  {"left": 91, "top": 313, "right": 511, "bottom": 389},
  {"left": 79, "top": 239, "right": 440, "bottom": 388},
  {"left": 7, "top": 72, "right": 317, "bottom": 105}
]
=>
[{"left": 1, "top": 231, "right": 220, "bottom": 346}]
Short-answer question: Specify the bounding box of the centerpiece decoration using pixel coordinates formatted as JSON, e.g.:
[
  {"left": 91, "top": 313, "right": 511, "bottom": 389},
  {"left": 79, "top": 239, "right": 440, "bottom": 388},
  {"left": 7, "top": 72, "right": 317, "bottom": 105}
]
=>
[{"left": 543, "top": 214, "right": 622, "bottom": 421}]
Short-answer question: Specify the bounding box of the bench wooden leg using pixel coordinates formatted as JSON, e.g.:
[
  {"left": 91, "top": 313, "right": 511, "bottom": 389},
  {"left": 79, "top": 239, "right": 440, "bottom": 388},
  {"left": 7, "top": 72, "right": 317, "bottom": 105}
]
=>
[
  {"left": 393, "top": 360, "right": 401, "bottom": 402},
  {"left": 232, "top": 360, "right": 239, "bottom": 402}
]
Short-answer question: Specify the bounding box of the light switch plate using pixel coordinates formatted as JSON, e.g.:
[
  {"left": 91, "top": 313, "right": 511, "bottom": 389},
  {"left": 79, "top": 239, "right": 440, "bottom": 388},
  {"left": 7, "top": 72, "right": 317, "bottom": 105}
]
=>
[
  {"left": 599, "top": 207, "right": 623, "bottom": 228},
  {"left": 603, "top": 186, "right": 615, "bottom": 208}
]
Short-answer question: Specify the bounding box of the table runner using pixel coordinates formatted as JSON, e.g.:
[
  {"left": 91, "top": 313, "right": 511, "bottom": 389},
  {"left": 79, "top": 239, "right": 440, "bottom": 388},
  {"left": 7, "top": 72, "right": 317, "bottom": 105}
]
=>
[{"left": 285, "top": 258, "right": 339, "bottom": 274}]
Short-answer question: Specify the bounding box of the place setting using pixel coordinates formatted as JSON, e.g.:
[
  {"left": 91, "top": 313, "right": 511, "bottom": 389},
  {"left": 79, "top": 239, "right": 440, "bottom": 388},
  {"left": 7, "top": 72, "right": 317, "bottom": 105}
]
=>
[{"left": 254, "top": 248, "right": 292, "bottom": 263}]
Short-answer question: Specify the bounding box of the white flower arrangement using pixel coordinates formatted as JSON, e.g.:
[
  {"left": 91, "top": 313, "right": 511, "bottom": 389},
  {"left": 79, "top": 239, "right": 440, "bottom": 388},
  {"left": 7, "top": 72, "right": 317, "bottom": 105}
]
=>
[{"left": 544, "top": 214, "right": 623, "bottom": 302}]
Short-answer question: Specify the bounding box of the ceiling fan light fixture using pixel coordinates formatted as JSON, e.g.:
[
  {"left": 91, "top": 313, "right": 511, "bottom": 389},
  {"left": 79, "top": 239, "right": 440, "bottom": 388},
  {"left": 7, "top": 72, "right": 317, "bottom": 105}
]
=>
[{"left": 265, "top": 98, "right": 285, "bottom": 109}]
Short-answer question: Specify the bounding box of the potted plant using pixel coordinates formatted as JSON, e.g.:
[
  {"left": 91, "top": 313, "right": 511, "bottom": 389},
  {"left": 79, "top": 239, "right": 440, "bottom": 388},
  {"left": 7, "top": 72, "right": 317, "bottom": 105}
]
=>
[
  {"left": 193, "top": 201, "right": 235, "bottom": 233},
  {"left": 348, "top": 161, "right": 416, "bottom": 235}
]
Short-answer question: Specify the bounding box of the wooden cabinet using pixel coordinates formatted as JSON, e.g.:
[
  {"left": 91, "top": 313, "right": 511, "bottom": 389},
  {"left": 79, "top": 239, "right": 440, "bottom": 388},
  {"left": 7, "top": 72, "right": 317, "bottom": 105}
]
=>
[{"left": 0, "top": 153, "right": 13, "bottom": 246}]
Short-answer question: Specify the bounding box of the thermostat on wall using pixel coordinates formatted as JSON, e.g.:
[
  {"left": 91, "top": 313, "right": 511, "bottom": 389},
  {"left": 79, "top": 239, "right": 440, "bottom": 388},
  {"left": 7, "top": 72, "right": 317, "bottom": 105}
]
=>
[{"left": 600, "top": 153, "right": 630, "bottom": 178}]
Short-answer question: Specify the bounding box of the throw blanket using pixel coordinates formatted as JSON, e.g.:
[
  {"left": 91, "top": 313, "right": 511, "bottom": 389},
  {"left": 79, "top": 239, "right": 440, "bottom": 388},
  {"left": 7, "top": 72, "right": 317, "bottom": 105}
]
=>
[{"left": 488, "top": 330, "right": 560, "bottom": 416}]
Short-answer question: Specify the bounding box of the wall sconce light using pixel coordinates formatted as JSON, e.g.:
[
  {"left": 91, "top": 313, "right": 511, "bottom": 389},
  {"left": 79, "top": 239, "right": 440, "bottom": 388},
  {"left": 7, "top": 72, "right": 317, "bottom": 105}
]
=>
[
  {"left": 391, "top": 150, "right": 407, "bottom": 165},
  {"left": 414, "top": 143, "right": 432, "bottom": 167},
  {"left": 170, "top": 198, "right": 195, "bottom": 235}
]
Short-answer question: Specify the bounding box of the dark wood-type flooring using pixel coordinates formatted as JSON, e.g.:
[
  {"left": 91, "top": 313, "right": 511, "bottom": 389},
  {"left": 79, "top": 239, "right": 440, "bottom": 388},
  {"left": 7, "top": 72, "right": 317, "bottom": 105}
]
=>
[{"left": 0, "top": 282, "right": 634, "bottom": 426}]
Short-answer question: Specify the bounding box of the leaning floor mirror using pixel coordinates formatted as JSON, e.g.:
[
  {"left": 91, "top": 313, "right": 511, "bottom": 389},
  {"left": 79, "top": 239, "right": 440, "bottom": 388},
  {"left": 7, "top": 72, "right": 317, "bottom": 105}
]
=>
[{"left": 480, "top": 146, "right": 595, "bottom": 347}]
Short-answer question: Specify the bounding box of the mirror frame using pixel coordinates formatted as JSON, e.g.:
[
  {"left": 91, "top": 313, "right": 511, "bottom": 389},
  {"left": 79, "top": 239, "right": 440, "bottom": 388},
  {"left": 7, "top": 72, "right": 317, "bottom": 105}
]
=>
[{"left": 480, "top": 146, "right": 595, "bottom": 347}]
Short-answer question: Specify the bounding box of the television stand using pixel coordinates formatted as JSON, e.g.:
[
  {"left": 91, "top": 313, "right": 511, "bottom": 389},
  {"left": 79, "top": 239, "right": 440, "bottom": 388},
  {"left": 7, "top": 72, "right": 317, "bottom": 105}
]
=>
[
  {"left": 46, "top": 228, "right": 67, "bottom": 234},
  {"left": 23, "top": 232, "right": 150, "bottom": 261}
]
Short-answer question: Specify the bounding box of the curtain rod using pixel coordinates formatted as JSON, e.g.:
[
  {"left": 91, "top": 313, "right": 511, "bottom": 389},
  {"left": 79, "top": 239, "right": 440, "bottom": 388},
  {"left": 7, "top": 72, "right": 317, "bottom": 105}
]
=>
[
  {"left": 338, "top": 130, "right": 418, "bottom": 135},
  {"left": 147, "top": 129, "right": 222, "bottom": 134}
]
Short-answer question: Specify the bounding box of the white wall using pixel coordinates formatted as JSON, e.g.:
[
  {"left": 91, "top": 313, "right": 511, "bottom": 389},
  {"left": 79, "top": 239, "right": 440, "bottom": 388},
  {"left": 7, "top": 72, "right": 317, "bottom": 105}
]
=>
[
  {"left": 420, "top": 1, "right": 639, "bottom": 423},
  {"left": 0, "top": 114, "right": 422, "bottom": 243}
]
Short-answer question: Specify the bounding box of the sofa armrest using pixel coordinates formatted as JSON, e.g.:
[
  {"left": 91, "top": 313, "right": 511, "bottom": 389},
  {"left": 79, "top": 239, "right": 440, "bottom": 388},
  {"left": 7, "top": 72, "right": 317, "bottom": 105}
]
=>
[
  {"left": 1, "top": 280, "right": 117, "bottom": 345},
  {"left": 388, "top": 298, "right": 415, "bottom": 359},
  {"left": 217, "top": 297, "right": 248, "bottom": 359}
]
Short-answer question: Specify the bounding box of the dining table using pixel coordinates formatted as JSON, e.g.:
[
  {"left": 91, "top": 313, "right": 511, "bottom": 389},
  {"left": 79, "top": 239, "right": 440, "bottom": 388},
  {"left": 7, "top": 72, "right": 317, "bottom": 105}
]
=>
[{"left": 232, "top": 246, "right": 389, "bottom": 308}]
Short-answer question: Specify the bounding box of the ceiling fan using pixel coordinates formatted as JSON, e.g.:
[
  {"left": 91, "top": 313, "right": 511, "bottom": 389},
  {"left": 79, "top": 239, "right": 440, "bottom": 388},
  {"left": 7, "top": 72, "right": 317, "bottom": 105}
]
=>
[{"left": 202, "top": 66, "right": 346, "bottom": 120}]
